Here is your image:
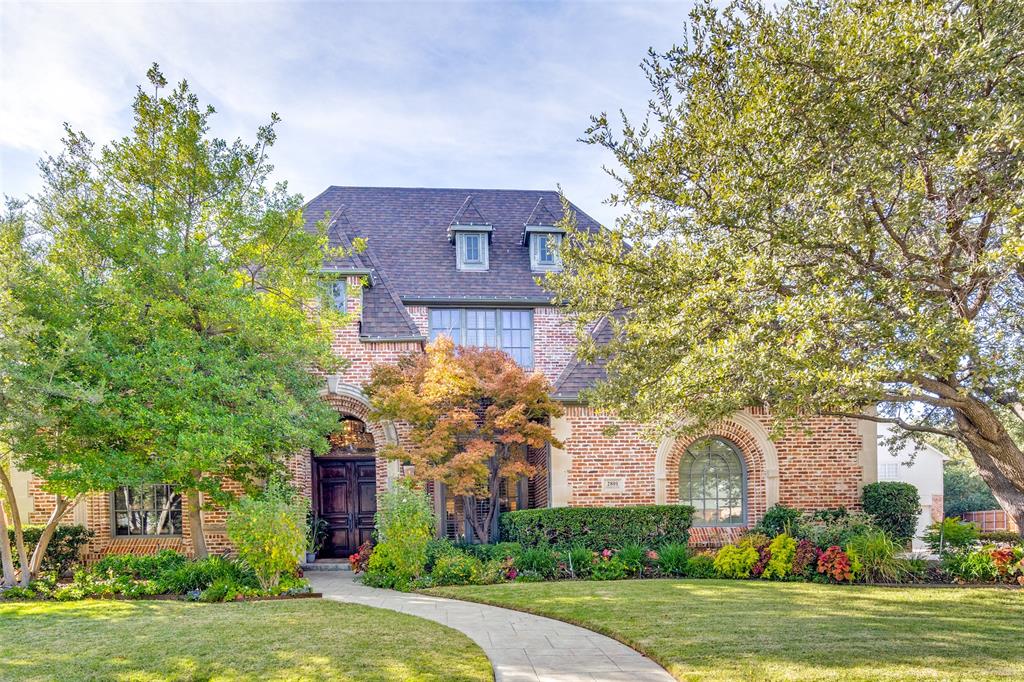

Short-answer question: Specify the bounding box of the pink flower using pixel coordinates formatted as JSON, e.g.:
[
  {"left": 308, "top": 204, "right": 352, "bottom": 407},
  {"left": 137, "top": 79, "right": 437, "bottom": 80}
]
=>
[
  {"left": 647, "top": 550, "right": 659, "bottom": 561},
  {"left": 602, "top": 549, "right": 613, "bottom": 559}
]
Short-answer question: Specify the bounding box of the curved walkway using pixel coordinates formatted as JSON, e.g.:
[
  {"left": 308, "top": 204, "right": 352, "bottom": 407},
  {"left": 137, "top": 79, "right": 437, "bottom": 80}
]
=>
[{"left": 310, "top": 572, "right": 673, "bottom": 682}]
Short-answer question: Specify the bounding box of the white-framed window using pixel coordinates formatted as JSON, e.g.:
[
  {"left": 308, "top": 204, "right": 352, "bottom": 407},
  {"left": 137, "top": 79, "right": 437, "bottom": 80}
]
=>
[
  {"left": 429, "top": 308, "right": 533, "bottom": 368},
  {"left": 530, "top": 233, "right": 562, "bottom": 271},
  {"left": 457, "top": 232, "right": 489, "bottom": 271},
  {"left": 879, "top": 463, "right": 900, "bottom": 481}
]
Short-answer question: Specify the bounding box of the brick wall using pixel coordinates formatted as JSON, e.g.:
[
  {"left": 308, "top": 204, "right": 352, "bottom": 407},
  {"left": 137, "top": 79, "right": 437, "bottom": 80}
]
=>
[{"left": 556, "top": 406, "right": 867, "bottom": 545}]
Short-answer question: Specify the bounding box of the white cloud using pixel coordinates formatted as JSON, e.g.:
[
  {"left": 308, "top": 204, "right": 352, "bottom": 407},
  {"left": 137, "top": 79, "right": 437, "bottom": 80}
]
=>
[{"left": 0, "top": 1, "right": 692, "bottom": 225}]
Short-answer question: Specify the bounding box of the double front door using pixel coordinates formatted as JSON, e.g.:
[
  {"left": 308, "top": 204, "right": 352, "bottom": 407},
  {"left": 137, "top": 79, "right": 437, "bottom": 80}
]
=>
[{"left": 315, "top": 458, "right": 376, "bottom": 558}]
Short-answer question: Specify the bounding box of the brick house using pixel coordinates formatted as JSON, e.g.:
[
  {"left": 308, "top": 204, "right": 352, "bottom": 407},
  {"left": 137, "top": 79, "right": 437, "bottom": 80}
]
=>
[{"left": 11, "top": 186, "right": 877, "bottom": 559}]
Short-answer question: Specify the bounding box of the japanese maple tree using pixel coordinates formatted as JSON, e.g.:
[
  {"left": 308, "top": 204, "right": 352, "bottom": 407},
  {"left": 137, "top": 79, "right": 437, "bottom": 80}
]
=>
[{"left": 365, "top": 338, "right": 563, "bottom": 542}]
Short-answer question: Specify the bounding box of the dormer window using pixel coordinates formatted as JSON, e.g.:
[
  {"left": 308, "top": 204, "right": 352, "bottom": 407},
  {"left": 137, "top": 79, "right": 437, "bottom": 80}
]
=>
[
  {"left": 529, "top": 231, "right": 563, "bottom": 272},
  {"left": 456, "top": 230, "right": 490, "bottom": 271}
]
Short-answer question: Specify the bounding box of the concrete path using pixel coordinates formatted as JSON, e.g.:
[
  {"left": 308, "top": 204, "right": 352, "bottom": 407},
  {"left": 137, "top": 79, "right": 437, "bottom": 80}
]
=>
[{"left": 310, "top": 572, "right": 673, "bottom": 682}]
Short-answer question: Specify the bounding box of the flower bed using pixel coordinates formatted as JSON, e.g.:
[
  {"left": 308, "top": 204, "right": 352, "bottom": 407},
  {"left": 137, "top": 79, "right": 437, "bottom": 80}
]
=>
[
  {"left": 355, "top": 506, "right": 1022, "bottom": 589},
  {"left": 0, "top": 550, "right": 313, "bottom": 603}
]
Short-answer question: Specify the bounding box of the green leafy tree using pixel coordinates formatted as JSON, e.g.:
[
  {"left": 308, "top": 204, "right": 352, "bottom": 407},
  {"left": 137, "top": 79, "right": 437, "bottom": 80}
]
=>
[
  {"left": 226, "top": 480, "right": 308, "bottom": 590},
  {"left": 13, "top": 64, "right": 352, "bottom": 559},
  {"left": 549, "top": 0, "right": 1024, "bottom": 534},
  {"left": 945, "top": 460, "right": 1000, "bottom": 517},
  {"left": 1, "top": 201, "right": 110, "bottom": 584},
  {"left": 365, "top": 337, "right": 563, "bottom": 542}
]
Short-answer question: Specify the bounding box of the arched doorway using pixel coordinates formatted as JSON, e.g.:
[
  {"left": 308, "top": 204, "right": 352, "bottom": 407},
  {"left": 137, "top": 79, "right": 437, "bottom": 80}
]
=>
[{"left": 312, "top": 416, "right": 377, "bottom": 558}]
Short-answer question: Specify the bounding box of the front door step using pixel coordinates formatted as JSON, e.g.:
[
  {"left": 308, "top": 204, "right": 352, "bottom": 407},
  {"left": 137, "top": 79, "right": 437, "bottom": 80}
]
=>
[{"left": 302, "top": 560, "right": 352, "bottom": 572}]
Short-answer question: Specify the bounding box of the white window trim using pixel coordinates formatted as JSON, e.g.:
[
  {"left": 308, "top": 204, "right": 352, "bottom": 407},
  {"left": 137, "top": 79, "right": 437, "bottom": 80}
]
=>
[
  {"left": 530, "top": 233, "right": 563, "bottom": 272},
  {"left": 456, "top": 231, "right": 489, "bottom": 271}
]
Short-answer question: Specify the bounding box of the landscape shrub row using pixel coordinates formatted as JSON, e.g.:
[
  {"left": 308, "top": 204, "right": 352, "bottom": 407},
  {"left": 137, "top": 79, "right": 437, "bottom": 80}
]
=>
[
  {"left": 0, "top": 549, "right": 311, "bottom": 602},
  {"left": 6, "top": 524, "right": 94, "bottom": 576},
  {"left": 358, "top": 492, "right": 1023, "bottom": 589},
  {"left": 499, "top": 505, "right": 694, "bottom": 550}
]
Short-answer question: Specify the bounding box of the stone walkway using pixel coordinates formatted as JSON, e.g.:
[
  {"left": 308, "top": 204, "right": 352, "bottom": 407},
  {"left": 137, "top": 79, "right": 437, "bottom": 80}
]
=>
[{"left": 309, "top": 572, "right": 673, "bottom": 682}]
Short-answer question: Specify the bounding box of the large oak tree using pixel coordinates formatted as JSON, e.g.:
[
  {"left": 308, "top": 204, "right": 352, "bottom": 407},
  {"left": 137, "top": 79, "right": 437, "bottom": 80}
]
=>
[{"left": 548, "top": 0, "right": 1024, "bottom": 532}]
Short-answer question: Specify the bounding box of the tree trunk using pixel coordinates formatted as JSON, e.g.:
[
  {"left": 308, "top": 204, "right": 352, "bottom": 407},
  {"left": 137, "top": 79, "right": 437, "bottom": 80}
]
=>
[
  {"left": 0, "top": 497, "right": 15, "bottom": 588},
  {"left": 27, "top": 494, "right": 80, "bottom": 580},
  {"left": 187, "top": 488, "right": 208, "bottom": 559},
  {"left": 952, "top": 398, "right": 1024, "bottom": 538},
  {"left": 0, "top": 466, "right": 29, "bottom": 586}
]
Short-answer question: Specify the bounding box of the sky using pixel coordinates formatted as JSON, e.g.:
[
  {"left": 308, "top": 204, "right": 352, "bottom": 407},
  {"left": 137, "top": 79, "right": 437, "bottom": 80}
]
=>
[{"left": 0, "top": 1, "right": 696, "bottom": 226}]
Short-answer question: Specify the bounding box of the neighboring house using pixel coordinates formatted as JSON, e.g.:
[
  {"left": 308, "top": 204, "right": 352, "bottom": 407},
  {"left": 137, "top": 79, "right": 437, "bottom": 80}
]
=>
[
  {"left": 876, "top": 423, "right": 946, "bottom": 550},
  {"left": 12, "top": 186, "right": 878, "bottom": 560}
]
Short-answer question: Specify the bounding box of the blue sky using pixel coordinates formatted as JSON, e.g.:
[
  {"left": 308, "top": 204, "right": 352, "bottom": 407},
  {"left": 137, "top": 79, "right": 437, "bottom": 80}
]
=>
[{"left": 0, "top": 1, "right": 695, "bottom": 225}]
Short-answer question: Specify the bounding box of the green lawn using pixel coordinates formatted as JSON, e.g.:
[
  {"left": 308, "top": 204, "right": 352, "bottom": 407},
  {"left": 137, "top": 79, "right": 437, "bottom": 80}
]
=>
[
  {"left": 0, "top": 598, "right": 492, "bottom": 682},
  {"left": 429, "top": 579, "right": 1024, "bottom": 682}
]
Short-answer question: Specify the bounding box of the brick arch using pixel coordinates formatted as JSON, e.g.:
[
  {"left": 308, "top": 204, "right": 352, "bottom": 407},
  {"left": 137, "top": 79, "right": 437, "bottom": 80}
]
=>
[
  {"left": 319, "top": 384, "right": 399, "bottom": 493},
  {"left": 654, "top": 413, "right": 780, "bottom": 530}
]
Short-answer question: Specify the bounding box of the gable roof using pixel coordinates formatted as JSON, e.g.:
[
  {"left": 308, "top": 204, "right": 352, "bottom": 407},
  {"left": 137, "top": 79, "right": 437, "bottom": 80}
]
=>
[
  {"left": 552, "top": 316, "right": 614, "bottom": 402},
  {"left": 303, "top": 186, "right": 602, "bottom": 305}
]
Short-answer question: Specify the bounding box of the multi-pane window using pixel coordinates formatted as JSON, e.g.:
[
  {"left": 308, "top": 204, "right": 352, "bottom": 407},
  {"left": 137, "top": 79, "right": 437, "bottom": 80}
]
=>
[
  {"left": 679, "top": 437, "right": 746, "bottom": 527},
  {"left": 456, "top": 232, "right": 489, "bottom": 271},
  {"left": 530, "top": 233, "right": 562, "bottom": 271},
  {"left": 879, "top": 462, "right": 900, "bottom": 481},
  {"left": 429, "top": 308, "right": 533, "bottom": 368},
  {"left": 501, "top": 310, "right": 532, "bottom": 367},
  {"left": 465, "top": 309, "right": 497, "bottom": 348},
  {"left": 113, "top": 484, "right": 182, "bottom": 537}
]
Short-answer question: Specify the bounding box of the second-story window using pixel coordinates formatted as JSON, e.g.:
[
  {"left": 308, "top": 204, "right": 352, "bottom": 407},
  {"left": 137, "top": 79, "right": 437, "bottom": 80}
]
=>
[
  {"left": 429, "top": 308, "right": 533, "bottom": 368},
  {"left": 457, "top": 232, "right": 489, "bottom": 271},
  {"left": 530, "top": 233, "right": 563, "bottom": 271},
  {"left": 320, "top": 278, "right": 347, "bottom": 312}
]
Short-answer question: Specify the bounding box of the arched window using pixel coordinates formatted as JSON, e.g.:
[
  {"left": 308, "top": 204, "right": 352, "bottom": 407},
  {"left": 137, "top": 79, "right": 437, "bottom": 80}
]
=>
[{"left": 679, "top": 437, "right": 746, "bottom": 526}]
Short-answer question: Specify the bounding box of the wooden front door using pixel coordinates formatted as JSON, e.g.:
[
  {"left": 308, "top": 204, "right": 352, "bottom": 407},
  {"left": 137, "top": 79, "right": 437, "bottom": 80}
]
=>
[{"left": 315, "top": 458, "right": 376, "bottom": 558}]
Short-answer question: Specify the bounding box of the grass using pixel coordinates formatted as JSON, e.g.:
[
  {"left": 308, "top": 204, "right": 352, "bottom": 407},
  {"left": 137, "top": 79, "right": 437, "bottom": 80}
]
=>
[
  {"left": 429, "top": 579, "right": 1024, "bottom": 681},
  {"left": 0, "top": 598, "right": 492, "bottom": 682}
]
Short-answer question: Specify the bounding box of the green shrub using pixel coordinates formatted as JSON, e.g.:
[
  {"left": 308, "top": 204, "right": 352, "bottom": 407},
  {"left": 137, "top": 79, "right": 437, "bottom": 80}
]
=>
[
  {"left": 809, "top": 512, "right": 879, "bottom": 549},
  {"left": 590, "top": 556, "right": 628, "bottom": 580},
  {"left": 863, "top": 482, "right": 921, "bottom": 545},
  {"left": 846, "top": 529, "right": 908, "bottom": 583},
  {"left": 367, "top": 483, "right": 434, "bottom": 586},
  {"left": 979, "top": 530, "right": 1023, "bottom": 544},
  {"left": 754, "top": 505, "right": 803, "bottom": 538},
  {"left": 453, "top": 541, "right": 523, "bottom": 562},
  {"left": 685, "top": 553, "right": 717, "bottom": 578},
  {"left": 923, "top": 517, "right": 979, "bottom": 554},
  {"left": 561, "top": 544, "right": 593, "bottom": 579},
  {"left": 515, "top": 547, "right": 558, "bottom": 579},
  {"left": 501, "top": 505, "right": 693, "bottom": 550},
  {"left": 432, "top": 553, "right": 484, "bottom": 586},
  {"left": 714, "top": 544, "right": 759, "bottom": 579},
  {"left": 364, "top": 543, "right": 414, "bottom": 590},
  {"left": 942, "top": 548, "right": 998, "bottom": 583},
  {"left": 0, "top": 586, "right": 37, "bottom": 600},
  {"left": 156, "top": 555, "right": 253, "bottom": 594},
  {"left": 656, "top": 543, "right": 690, "bottom": 576},
  {"left": 616, "top": 543, "right": 647, "bottom": 578},
  {"left": 93, "top": 549, "right": 188, "bottom": 580},
  {"left": 7, "top": 524, "right": 94, "bottom": 576},
  {"left": 226, "top": 480, "right": 308, "bottom": 590},
  {"left": 425, "top": 537, "right": 460, "bottom": 572},
  {"left": 762, "top": 533, "right": 797, "bottom": 580}
]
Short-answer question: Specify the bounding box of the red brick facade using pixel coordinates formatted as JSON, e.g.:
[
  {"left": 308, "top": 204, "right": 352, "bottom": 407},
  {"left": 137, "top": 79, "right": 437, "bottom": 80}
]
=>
[{"left": 20, "top": 280, "right": 873, "bottom": 556}]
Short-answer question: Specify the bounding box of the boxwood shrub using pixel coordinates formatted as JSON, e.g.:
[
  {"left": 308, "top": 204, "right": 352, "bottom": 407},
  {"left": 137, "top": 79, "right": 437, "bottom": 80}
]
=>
[
  {"left": 7, "top": 524, "right": 94, "bottom": 576},
  {"left": 863, "top": 482, "right": 921, "bottom": 545},
  {"left": 500, "top": 505, "right": 694, "bottom": 550}
]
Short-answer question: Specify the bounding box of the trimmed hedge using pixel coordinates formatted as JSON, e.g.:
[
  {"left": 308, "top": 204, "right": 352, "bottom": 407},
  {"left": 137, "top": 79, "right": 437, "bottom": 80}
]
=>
[
  {"left": 863, "top": 482, "right": 921, "bottom": 545},
  {"left": 500, "top": 505, "right": 694, "bottom": 550},
  {"left": 7, "top": 524, "right": 94, "bottom": 575}
]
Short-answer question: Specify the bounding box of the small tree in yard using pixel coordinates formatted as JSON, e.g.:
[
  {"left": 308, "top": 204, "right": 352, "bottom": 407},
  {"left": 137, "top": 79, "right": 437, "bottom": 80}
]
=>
[
  {"left": 4, "top": 64, "right": 353, "bottom": 563},
  {"left": 549, "top": 0, "right": 1024, "bottom": 535},
  {"left": 365, "top": 337, "right": 563, "bottom": 543},
  {"left": 226, "top": 480, "right": 308, "bottom": 590}
]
